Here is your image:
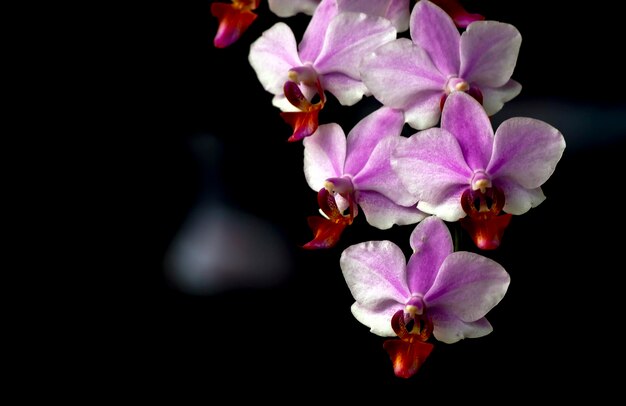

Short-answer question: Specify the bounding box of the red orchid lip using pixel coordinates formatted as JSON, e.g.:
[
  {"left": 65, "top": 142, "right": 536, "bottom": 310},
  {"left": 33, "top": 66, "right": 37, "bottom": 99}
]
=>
[{"left": 461, "top": 186, "right": 512, "bottom": 250}]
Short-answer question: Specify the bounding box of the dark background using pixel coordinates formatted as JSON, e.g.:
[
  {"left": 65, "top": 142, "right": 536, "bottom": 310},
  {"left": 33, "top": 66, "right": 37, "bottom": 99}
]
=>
[{"left": 144, "top": 0, "right": 625, "bottom": 395}]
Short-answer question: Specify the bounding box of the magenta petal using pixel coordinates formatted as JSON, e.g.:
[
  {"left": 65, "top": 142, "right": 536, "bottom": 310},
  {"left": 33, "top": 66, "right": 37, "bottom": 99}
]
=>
[
  {"left": 248, "top": 22, "right": 302, "bottom": 96},
  {"left": 298, "top": 0, "right": 338, "bottom": 62},
  {"left": 425, "top": 252, "right": 510, "bottom": 328},
  {"left": 459, "top": 21, "right": 522, "bottom": 88},
  {"left": 392, "top": 128, "right": 472, "bottom": 220},
  {"left": 487, "top": 118, "right": 566, "bottom": 189},
  {"left": 320, "top": 73, "right": 369, "bottom": 106},
  {"left": 314, "top": 12, "right": 396, "bottom": 79},
  {"left": 429, "top": 312, "right": 493, "bottom": 344},
  {"left": 441, "top": 92, "right": 494, "bottom": 170},
  {"left": 410, "top": 0, "right": 461, "bottom": 77},
  {"left": 481, "top": 79, "right": 522, "bottom": 116},
  {"left": 493, "top": 178, "right": 546, "bottom": 215},
  {"left": 340, "top": 240, "right": 410, "bottom": 310},
  {"left": 360, "top": 38, "right": 446, "bottom": 129},
  {"left": 303, "top": 123, "right": 347, "bottom": 192},
  {"left": 406, "top": 216, "right": 453, "bottom": 295}
]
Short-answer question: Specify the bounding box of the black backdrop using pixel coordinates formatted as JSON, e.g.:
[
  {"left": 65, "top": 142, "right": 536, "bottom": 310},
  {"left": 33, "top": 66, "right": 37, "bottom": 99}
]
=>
[{"left": 145, "top": 0, "right": 625, "bottom": 395}]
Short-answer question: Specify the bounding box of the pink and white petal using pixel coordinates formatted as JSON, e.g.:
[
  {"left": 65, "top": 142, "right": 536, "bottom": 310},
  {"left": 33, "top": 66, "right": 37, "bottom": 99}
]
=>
[
  {"left": 410, "top": 0, "right": 461, "bottom": 77},
  {"left": 298, "top": 0, "right": 338, "bottom": 62},
  {"left": 392, "top": 127, "right": 472, "bottom": 202},
  {"left": 459, "top": 21, "right": 521, "bottom": 88},
  {"left": 248, "top": 22, "right": 303, "bottom": 96},
  {"left": 352, "top": 137, "right": 418, "bottom": 206},
  {"left": 342, "top": 108, "right": 414, "bottom": 204},
  {"left": 425, "top": 252, "right": 510, "bottom": 323},
  {"left": 441, "top": 92, "right": 494, "bottom": 170},
  {"left": 430, "top": 312, "right": 493, "bottom": 344},
  {"left": 268, "top": 0, "right": 320, "bottom": 18},
  {"left": 314, "top": 13, "right": 397, "bottom": 79},
  {"left": 340, "top": 240, "right": 411, "bottom": 308},
  {"left": 360, "top": 38, "right": 446, "bottom": 129},
  {"left": 487, "top": 118, "right": 566, "bottom": 189},
  {"left": 386, "top": 0, "right": 411, "bottom": 32},
  {"left": 493, "top": 178, "right": 546, "bottom": 215},
  {"left": 403, "top": 91, "right": 445, "bottom": 130},
  {"left": 357, "top": 191, "right": 425, "bottom": 230},
  {"left": 345, "top": 107, "right": 405, "bottom": 176},
  {"left": 321, "top": 73, "right": 370, "bottom": 106},
  {"left": 406, "top": 216, "right": 453, "bottom": 294},
  {"left": 417, "top": 191, "right": 466, "bottom": 222},
  {"left": 351, "top": 302, "right": 399, "bottom": 337},
  {"left": 481, "top": 79, "right": 522, "bottom": 116},
  {"left": 303, "top": 123, "right": 347, "bottom": 191}
]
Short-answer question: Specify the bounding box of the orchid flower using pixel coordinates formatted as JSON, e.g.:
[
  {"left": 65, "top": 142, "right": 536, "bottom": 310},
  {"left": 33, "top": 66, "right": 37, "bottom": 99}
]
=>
[
  {"left": 393, "top": 91, "right": 566, "bottom": 250},
  {"left": 249, "top": 0, "right": 397, "bottom": 141},
  {"left": 340, "top": 216, "right": 510, "bottom": 378},
  {"left": 360, "top": 0, "right": 521, "bottom": 130},
  {"left": 430, "top": 0, "right": 484, "bottom": 28},
  {"left": 302, "top": 107, "right": 425, "bottom": 249},
  {"left": 210, "top": 0, "right": 260, "bottom": 48}
]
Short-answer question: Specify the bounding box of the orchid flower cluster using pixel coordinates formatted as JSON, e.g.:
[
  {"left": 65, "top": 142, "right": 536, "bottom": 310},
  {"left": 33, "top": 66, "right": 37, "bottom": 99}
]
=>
[{"left": 210, "top": 0, "right": 566, "bottom": 378}]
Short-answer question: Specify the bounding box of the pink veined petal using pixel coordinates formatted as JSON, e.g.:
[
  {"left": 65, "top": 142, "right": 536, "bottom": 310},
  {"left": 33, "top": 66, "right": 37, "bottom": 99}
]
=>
[
  {"left": 268, "top": 0, "right": 320, "bottom": 17},
  {"left": 351, "top": 302, "right": 399, "bottom": 337},
  {"left": 429, "top": 312, "right": 493, "bottom": 344},
  {"left": 357, "top": 191, "right": 425, "bottom": 230},
  {"left": 352, "top": 136, "right": 418, "bottom": 206},
  {"left": 392, "top": 127, "right": 472, "bottom": 212},
  {"left": 441, "top": 92, "right": 494, "bottom": 171},
  {"left": 459, "top": 21, "right": 522, "bottom": 88},
  {"left": 314, "top": 12, "right": 397, "bottom": 79},
  {"left": 360, "top": 38, "right": 446, "bottom": 129},
  {"left": 487, "top": 118, "right": 566, "bottom": 189},
  {"left": 385, "top": 0, "right": 411, "bottom": 32},
  {"left": 320, "top": 73, "right": 370, "bottom": 106},
  {"left": 416, "top": 187, "right": 467, "bottom": 221},
  {"left": 493, "top": 178, "right": 546, "bottom": 215},
  {"left": 303, "top": 123, "right": 347, "bottom": 191},
  {"left": 402, "top": 91, "right": 444, "bottom": 131},
  {"left": 342, "top": 107, "right": 412, "bottom": 202},
  {"left": 299, "top": 0, "right": 339, "bottom": 62},
  {"left": 410, "top": 0, "right": 461, "bottom": 77},
  {"left": 405, "top": 216, "right": 453, "bottom": 295},
  {"left": 481, "top": 79, "right": 522, "bottom": 116},
  {"left": 340, "top": 240, "right": 411, "bottom": 309},
  {"left": 424, "top": 252, "right": 510, "bottom": 324},
  {"left": 248, "top": 23, "right": 303, "bottom": 96}
]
